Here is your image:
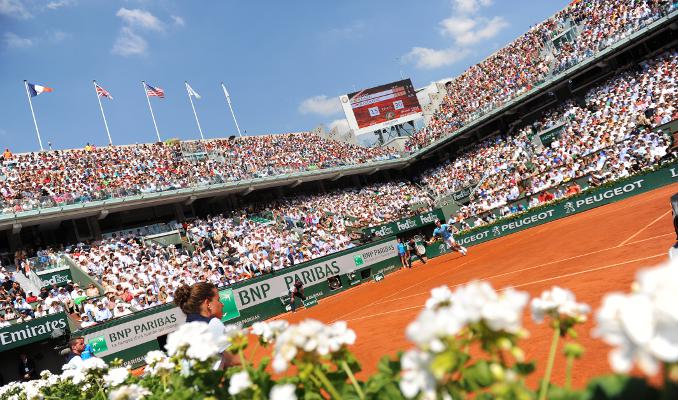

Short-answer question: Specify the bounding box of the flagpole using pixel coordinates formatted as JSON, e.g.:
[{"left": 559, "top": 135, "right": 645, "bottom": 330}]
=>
[
  {"left": 185, "top": 81, "right": 204, "bottom": 141},
  {"left": 142, "top": 81, "right": 161, "bottom": 142},
  {"left": 23, "top": 80, "right": 45, "bottom": 151},
  {"left": 221, "top": 82, "right": 242, "bottom": 137},
  {"left": 93, "top": 80, "right": 113, "bottom": 145}
]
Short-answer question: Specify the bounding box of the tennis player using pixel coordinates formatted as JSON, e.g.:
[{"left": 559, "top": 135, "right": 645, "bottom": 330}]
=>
[{"left": 428, "top": 220, "right": 468, "bottom": 256}]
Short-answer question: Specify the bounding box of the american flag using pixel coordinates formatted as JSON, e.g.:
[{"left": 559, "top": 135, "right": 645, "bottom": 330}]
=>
[
  {"left": 145, "top": 83, "right": 165, "bottom": 98},
  {"left": 95, "top": 83, "right": 113, "bottom": 99}
]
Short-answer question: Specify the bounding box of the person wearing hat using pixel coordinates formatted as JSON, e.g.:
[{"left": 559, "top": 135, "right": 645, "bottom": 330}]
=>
[
  {"left": 94, "top": 301, "right": 112, "bottom": 322},
  {"left": 80, "top": 313, "right": 96, "bottom": 329},
  {"left": 113, "top": 301, "right": 132, "bottom": 318}
]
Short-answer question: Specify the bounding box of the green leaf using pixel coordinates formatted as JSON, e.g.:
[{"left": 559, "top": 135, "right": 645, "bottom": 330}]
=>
[
  {"left": 430, "top": 352, "right": 457, "bottom": 379},
  {"left": 584, "top": 375, "right": 660, "bottom": 400},
  {"left": 463, "top": 360, "right": 494, "bottom": 388},
  {"left": 548, "top": 385, "right": 587, "bottom": 400},
  {"left": 514, "top": 362, "right": 536, "bottom": 376}
]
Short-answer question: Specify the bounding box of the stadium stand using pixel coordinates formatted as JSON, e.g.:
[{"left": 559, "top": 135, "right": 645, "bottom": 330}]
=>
[
  {"left": 406, "top": 0, "right": 676, "bottom": 150},
  {"left": 0, "top": 0, "right": 676, "bottom": 335}
]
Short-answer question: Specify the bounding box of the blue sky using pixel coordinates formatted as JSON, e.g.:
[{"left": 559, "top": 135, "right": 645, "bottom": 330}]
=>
[{"left": 0, "top": 0, "right": 569, "bottom": 152}]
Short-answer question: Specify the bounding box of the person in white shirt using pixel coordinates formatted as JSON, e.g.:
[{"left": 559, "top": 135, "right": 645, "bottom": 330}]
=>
[
  {"left": 113, "top": 302, "right": 132, "bottom": 318},
  {"left": 79, "top": 314, "right": 96, "bottom": 328},
  {"left": 94, "top": 303, "right": 112, "bottom": 322}
]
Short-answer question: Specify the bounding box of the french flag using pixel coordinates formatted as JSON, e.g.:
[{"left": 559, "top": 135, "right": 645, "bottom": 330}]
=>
[{"left": 26, "top": 82, "right": 54, "bottom": 97}]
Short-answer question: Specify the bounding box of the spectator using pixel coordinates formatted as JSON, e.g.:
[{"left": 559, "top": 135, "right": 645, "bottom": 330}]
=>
[{"left": 18, "top": 354, "right": 37, "bottom": 382}]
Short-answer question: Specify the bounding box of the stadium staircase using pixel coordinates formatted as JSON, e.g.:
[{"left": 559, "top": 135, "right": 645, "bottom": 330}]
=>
[{"left": 14, "top": 270, "right": 41, "bottom": 294}]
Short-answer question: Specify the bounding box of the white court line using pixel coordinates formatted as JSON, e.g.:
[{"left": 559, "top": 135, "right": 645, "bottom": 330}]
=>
[
  {"left": 342, "top": 253, "right": 665, "bottom": 323},
  {"left": 360, "top": 232, "right": 672, "bottom": 308},
  {"left": 326, "top": 258, "right": 473, "bottom": 323},
  {"left": 618, "top": 210, "right": 672, "bottom": 247}
]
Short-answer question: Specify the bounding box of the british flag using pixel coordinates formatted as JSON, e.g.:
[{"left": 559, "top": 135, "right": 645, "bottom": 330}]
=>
[
  {"left": 145, "top": 83, "right": 165, "bottom": 98},
  {"left": 95, "top": 83, "right": 113, "bottom": 99}
]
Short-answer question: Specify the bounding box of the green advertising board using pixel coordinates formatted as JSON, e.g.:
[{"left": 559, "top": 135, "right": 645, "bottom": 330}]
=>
[
  {"left": 81, "top": 307, "right": 185, "bottom": 368},
  {"left": 219, "top": 288, "right": 241, "bottom": 322},
  {"left": 447, "top": 164, "right": 678, "bottom": 248},
  {"left": 364, "top": 209, "right": 445, "bottom": 237},
  {"left": 223, "top": 238, "right": 402, "bottom": 327},
  {"left": 37, "top": 266, "right": 72, "bottom": 288},
  {"left": 0, "top": 312, "right": 68, "bottom": 352}
]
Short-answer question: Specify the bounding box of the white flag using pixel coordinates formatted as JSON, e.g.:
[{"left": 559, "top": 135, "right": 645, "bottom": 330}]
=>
[{"left": 185, "top": 82, "right": 201, "bottom": 99}]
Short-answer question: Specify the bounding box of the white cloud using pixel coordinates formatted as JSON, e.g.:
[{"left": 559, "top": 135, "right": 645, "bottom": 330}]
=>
[
  {"left": 404, "top": 47, "right": 470, "bottom": 70},
  {"left": 441, "top": 15, "right": 508, "bottom": 46},
  {"left": 111, "top": 27, "right": 147, "bottom": 56},
  {"left": 3, "top": 32, "right": 33, "bottom": 48},
  {"left": 171, "top": 15, "right": 185, "bottom": 26},
  {"left": 453, "top": 0, "right": 493, "bottom": 14},
  {"left": 46, "top": 0, "right": 76, "bottom": 10},
  {"left": 298, "top": 95, "right": 342, "bottom": 117},
  {"left": 403, "top": 0, "right": 507, "bottom": 69},
  {"left": 116, "top": 8, "right": 164, "bottom": 32},
  {"left": 0, "top": 0, "right": 31, "bottom": 19}
]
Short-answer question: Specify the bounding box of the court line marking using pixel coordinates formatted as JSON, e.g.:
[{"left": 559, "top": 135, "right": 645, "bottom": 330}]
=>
[
  {"left": 355, "top": 232, "right": 672, "bottom": 309},
  {"left": 618, "top": 210, "right": 672, "bottom": 247},
  {"left": 342, "top": 253, "right": 665, "bottom": 323},
  {"left": 325, "top": 257, "right": 473, "bottom": 323}
]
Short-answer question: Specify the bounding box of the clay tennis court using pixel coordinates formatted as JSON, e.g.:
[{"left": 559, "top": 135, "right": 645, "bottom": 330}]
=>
[{"left": 271, "top": 183, "right": 678, "bottom": 388}]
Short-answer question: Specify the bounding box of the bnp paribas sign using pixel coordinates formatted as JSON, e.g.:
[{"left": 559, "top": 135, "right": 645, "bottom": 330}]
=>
[{"left": 0, "top": 312, "right": 69, "bottom": 352}]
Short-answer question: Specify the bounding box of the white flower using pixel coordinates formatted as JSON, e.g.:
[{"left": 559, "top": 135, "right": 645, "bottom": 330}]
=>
[
  {"left": 22, "top": 380, "right": 45, "bottom": 400},
  {"left": 103, "top": 367, "right": 129, "bottom": 387},
  {"left": 482, "top": 287, "right": 529, "bottom": 334},
  {"left": 399, "top": 350, "right": 436, "bottom": 399},
  {"left": 425, "top": 286, "right": 453, "bottom": 310},
  {"left": 252, "top": 320, "right": 289, "bottom": 343},
  {"left": 406, "top": 281, "right": 528, "bottom": 351},
  {"left": 594, "top": 260, "right": 678, "bottom": 375},
  {"left": 61, "top": 368, "right": 86, "bottom": 384},
  {"left": 405, "top": 307, "right": 464, "bottom": 352},
  {"left": 108, "top": 384, "right": 150, "bottom": 400},
  {"left": 143, "top": 350, "right": 167, "bottom": 365},
  {"left": 270, "top": 383, "right": 297, "bottom": 400},
  {"left": 81, "top": 357, "right": 108, "bottom": 373},
  {"left": 531, "top": 286, "right": 590, "bottom": 323},
  {"left": 272, "top": 319, "right": 356, "bottom": 372},
  {"left": 165, "top": 322, "right": 229, "bottom": 362},
  {"left": 228, "top": 370, "right": 252, "bottom": 395},
  {"left": 144, "top": 351, "right": 175, "bottom": 376}
]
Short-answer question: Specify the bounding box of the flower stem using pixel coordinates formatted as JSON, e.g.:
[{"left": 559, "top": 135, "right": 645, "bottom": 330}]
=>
[
  {"left": 565, "top": 354, "right": 574, "bottom": 390},
  {"left": 314, "top": 368, "right": 344, "bottom": 400},
  {"left": 238, "top": 349, "right": 249, "bottom": 370},
  {"left": 539, "top": 322, "right": 561, "bottom": 400},
  {"left": 249, "top": 341, "right": 260, "bottom": 364},
  {"left": 341, "top": 360, "right": 365, "bottom": 400}
]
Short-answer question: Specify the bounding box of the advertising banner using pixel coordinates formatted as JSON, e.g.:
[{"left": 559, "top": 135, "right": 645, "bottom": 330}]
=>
[
  {"left": 364, "top": 209, "right": 445, "bottom": 238},
  {"left": 0, "top": 313, "right": 68, "bottom": 352},
  {"left": 83, "top": 307, "right": 185, "bottom": 359},
  {"left": 453, "top": 165, "right": 678, "bottom": 247},
  {"left": 36, "top": 266, "right": 72, "bottom": 288},
  {"left": 232, "top": 239, "right": 398, "bottom": 311}
]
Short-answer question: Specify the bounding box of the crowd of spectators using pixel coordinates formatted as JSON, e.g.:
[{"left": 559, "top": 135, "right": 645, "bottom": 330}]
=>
[
  {"left": 0, "top": 132, "right": 399, "bottom": 215},
  {"left": 0, "top": 267, "right": 114, "bottom": 327},
  {"left": 407, "top": 0, "right": 676, "bottom": 150},
  {"left": 1, "top": 3, "right": 677, "bottom": 330},
  {"left": 58, "top": 179, "right": 433, "bottom": 327},
  {"left": 428, "top": 51, "right": 677, "bottom": 226}
]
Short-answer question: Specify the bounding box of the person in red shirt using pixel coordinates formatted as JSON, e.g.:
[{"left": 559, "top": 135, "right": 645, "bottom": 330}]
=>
[
  {"left": 25, "top": 291, "right": 38, "bottom": 303},
  {"left": 538, "top": 190, "right": 555, "bottom": 203},
  {"left": 566, "top": 182, "right": 582, "bottom": 196}
]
